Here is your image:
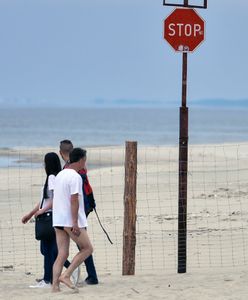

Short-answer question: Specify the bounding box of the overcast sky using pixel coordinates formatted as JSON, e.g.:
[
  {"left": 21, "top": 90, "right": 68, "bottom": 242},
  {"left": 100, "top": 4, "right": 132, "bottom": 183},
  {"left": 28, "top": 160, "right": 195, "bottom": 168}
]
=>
[{"left": 0, "top": 0, "right": 247, "bottom": 106}]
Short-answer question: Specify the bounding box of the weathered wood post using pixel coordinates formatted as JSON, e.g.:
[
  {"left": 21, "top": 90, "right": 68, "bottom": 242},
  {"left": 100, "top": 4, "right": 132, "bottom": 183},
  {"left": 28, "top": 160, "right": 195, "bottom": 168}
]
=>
[{"left": 122, "top": 141, "right": 137, "bottom": 275}]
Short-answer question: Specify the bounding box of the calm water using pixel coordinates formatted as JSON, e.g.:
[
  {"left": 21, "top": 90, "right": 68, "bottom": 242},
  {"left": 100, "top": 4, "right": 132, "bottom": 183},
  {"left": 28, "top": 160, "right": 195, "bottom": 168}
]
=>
[{"left": 0, "top": 107, "right": 247, "bottom": 148}]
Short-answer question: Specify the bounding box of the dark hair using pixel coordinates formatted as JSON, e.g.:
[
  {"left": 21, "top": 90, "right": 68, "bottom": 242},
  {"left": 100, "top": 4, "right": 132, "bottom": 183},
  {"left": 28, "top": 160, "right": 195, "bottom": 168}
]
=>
[
  {"left": 43, "top": 152, "right": 62, "bottom": 199},
  {"left": 69, "top": 148, "right": 87, "bottom": 163},
  {"left": 60, "top": 139, "right": 73, "bottom": 154}
]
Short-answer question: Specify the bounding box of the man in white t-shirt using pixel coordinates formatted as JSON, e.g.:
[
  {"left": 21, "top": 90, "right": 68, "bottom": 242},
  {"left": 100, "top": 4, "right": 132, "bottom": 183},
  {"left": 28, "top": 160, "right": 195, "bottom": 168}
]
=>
[{"left": 52, "top": 148, "right": 93, "bottom": 292}]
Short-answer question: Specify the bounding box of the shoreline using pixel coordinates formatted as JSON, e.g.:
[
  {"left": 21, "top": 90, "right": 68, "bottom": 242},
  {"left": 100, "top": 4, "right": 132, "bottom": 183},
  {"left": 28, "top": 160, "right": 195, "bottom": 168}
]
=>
[
  {"left": 1, "top": 142, "right": 248, "bottom": 169},
  {"left": 1, "top": 140, "right": 248, "bottom": 150}
]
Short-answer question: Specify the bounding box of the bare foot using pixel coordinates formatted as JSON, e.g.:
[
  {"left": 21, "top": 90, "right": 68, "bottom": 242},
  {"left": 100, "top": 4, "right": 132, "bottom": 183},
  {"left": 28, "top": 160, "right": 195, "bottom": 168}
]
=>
[
  {"left": 59, "top": 274, "right": 76, "bottom": 290},
  {"left": 52, "top": 285, "right": 61, "bottom": 293}
]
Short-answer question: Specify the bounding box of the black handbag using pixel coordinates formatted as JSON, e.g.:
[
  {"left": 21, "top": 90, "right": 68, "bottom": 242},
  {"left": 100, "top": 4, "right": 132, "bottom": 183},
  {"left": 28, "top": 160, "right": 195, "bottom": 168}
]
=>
[{"left": 35, "top": 198, "right": 55, "bottom": 241}]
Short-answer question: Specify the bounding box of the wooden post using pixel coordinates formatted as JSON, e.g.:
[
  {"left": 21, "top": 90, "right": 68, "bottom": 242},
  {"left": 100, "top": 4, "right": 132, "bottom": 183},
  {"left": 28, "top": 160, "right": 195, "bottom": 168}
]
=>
[{"left": 122, "top": 141, "right": 137, "bottom": 275}]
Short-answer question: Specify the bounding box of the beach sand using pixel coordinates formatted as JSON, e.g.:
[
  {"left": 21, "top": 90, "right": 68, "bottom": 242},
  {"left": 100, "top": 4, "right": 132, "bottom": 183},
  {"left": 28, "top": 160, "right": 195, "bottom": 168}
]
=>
[
  {"left": 0, "top": 143, "right": 248, "bottom": 299},
  {"left": 1, "top": 267, "right": 248, "bottom": 300}
]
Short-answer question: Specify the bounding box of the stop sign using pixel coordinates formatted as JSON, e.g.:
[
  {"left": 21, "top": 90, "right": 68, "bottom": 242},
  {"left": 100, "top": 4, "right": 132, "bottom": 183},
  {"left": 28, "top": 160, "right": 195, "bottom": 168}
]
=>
[{"left": 164, "top": 8, "right": 205, "bottom": 52}]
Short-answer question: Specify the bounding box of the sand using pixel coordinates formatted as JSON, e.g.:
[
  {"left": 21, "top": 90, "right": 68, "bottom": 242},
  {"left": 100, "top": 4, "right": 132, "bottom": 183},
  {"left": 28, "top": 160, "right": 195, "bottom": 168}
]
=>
[
  {"left": 1, "top": 268, "right": 248, "bottom": 300},
  {"left": 0, "top": 143, "right": 248, "bottom": 299}
]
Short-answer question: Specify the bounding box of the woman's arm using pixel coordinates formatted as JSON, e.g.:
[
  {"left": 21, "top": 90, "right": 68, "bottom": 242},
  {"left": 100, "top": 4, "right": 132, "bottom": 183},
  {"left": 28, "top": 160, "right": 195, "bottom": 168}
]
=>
[
  {"left": 21, "top": 202, "right": 40, "bottom": 224},
  {"left": 34, "top": 198, "right": 53, "bottom": 217}
]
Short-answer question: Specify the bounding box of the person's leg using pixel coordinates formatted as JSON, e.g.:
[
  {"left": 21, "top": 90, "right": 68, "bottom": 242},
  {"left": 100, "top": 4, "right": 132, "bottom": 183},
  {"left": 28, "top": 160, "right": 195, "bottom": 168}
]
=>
[
  {"left": 58, "top": 227, "right": 93, "bottom": 289},
  {"left": 52, "top": 228, "right": 70, "bottom": 292},
  {"left": 53, "top": 237, "right": 71, "bottom": 269},
  {"left": 37, "top": 240, "right": 48, "bottom": 283},
  {"left": 84, "top": 255, "right": 98, "bottom": 284},
  {"left": 75, "top": 231, "right": 98, "bottom": 284},
  {"left": 40, "top": 240, "right": 45, "bottom": 256},
  {"left": 42, "top": 239, "right": 54, "bottom": 284},
  {"left": 50, "top": 238, "right": 59, "bottom": 284}
]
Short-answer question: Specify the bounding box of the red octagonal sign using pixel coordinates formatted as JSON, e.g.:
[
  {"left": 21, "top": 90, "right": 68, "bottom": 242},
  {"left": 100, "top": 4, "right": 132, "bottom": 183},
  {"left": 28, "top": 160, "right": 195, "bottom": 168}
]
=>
[{"left": 164, "top": 8, "right": 205, "bottom": 52}]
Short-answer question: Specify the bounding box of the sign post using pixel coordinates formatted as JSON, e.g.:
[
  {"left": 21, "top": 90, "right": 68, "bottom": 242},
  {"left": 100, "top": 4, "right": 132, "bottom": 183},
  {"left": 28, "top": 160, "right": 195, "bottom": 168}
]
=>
[{"left": 163, "top": 1, "right": 206, "bottom": 274}]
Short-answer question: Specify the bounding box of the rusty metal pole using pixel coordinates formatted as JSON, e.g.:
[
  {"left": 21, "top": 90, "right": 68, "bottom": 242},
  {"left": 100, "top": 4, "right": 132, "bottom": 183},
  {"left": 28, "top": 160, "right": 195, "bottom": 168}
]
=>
[
  {"left": 122, "top": 141, "right": 137, "bottom": 275},
  {"left": 163, "top": 0, "right": 207, "bottom": 275},
  {"left": 178, "top": 0, "right": 189, "bottom": 274},
  {"left": 178, "top": 51, "right": 188, "bottom": 274}
]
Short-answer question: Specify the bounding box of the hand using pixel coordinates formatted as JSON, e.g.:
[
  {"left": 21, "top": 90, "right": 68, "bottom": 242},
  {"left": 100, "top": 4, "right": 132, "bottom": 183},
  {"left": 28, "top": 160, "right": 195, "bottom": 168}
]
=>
[
  {"left": 21, "top": 214, "right": 31, "bottom": 224},
  {"left": 71, "top": 224, "right": 80, "bottom": 237}
]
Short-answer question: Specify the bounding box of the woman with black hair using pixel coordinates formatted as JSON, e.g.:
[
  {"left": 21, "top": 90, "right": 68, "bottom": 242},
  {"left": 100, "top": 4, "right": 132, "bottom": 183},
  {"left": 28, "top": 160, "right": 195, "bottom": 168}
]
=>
[{"left": 22, "top": 152, "right": 61, "bottom": 288}]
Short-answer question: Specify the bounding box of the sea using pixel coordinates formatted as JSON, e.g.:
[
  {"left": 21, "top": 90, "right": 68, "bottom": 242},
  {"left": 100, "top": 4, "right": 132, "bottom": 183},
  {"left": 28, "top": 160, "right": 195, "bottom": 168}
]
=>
[{"left": 0, "top": 107, "right": 247, "bottom": 149}]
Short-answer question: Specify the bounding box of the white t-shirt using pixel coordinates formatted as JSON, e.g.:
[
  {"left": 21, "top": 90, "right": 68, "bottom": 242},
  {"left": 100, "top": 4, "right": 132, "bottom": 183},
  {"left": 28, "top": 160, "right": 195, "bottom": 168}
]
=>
[
  {"left": 40, "top": 174, "right": 55, "bottom": 212},
  {"left": 53, "top": 168, "right": 87, "bottom": 228}
]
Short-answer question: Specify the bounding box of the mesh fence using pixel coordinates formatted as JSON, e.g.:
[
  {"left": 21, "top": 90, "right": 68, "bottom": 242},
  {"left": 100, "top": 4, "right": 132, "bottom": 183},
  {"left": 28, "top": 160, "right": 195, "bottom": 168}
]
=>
[{"left": 0, "top": 143, "right": 248, "bottom": 277}]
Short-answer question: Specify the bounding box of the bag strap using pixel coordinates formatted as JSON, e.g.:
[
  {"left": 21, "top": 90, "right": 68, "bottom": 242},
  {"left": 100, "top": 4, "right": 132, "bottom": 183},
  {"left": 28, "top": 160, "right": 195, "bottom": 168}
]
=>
[
  {"left": 93, "top": 208, "right": 113, "bottom": 245},
  {"left": 39, "top": 197, "right": 45, "bottom": 210}
]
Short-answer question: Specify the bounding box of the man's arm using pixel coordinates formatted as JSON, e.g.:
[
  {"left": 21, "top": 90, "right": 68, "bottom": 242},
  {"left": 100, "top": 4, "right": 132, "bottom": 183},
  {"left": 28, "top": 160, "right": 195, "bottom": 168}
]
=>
[{"left": 71, "top": 193, "right": 80, "bottom": 236}]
